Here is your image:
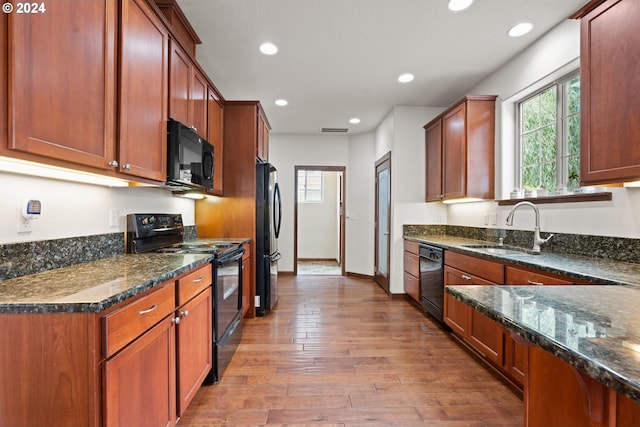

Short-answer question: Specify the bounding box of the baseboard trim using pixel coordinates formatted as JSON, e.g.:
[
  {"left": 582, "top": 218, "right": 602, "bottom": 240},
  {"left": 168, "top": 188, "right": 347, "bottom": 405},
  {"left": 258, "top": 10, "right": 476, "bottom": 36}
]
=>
[
  {"left": 278, "top": 271, "right": 374, "bottom": 279},
  {"left": 345, "top": 271, "right": 374, "bottom": 280}
]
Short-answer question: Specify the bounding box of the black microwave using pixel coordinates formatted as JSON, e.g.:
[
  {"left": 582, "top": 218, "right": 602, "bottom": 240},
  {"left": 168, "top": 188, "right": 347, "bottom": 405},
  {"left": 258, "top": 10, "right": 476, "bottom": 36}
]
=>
[{"left": 167, "top": 118, "right": 214, "bottom": 190}]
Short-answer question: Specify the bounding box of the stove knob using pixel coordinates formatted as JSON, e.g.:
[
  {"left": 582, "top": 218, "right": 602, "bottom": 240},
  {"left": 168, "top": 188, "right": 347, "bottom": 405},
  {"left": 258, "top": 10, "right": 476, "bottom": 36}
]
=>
[{"left": 149, "top": 216, "right": 156, "bottom": 224}]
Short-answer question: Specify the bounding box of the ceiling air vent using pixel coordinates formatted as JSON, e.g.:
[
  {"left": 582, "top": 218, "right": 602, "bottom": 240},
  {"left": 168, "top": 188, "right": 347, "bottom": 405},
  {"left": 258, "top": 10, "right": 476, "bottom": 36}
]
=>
[{"left": 321, "top": 127, "right": 349, "bottom": 133}]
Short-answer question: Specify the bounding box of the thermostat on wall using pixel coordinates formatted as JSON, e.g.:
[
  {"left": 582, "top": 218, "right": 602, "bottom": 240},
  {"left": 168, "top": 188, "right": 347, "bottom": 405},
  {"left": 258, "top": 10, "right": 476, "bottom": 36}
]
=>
[{"left": 23, "top": 199, "right": 41, "bottom": 220}]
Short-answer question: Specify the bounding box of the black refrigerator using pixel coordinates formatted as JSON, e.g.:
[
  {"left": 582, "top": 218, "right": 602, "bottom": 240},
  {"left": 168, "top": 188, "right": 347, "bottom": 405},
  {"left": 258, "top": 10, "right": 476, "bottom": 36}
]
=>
[{"left": 256, "top": 162, "right": 282, "bottom": 316}]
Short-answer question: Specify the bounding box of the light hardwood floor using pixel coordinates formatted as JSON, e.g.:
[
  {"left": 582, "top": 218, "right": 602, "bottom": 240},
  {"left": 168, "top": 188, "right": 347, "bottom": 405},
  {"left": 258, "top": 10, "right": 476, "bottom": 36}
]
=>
[{"left": 178, "top": 275, "right": 523, "bottom": 426}]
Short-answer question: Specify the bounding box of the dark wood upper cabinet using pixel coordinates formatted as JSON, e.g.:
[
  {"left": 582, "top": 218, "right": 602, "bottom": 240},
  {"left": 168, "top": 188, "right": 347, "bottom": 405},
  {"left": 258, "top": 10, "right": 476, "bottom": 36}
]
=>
[
  {"left": 169, "top": 40, "right": 191, "bottom": 127},
  {"left": 424, "top": 95, "right": 496, "bottom": 202},
  {"left": 572, "top": 0, "right": 640, "bottom": 185},
  {"left": 5, "top": 0, "right": 118, "bottom": 170},
  {"left": 118, "top": 0, "right": 169, "bottom": 182},
  {"left": 425, "top": 120, "right": 443, "bottom": 202},
  {"left": 207, "top": 87, "right": 224, "bottom": 195},
  {"left": 169, "top": 40, "right": 208, "bottom": 137}
]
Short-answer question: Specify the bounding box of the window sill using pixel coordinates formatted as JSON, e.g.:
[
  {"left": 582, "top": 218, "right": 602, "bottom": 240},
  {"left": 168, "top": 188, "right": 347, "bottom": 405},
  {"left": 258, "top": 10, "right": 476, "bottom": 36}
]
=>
[{"left": 496, "top": 192, "right": 612, "bottom": 206}]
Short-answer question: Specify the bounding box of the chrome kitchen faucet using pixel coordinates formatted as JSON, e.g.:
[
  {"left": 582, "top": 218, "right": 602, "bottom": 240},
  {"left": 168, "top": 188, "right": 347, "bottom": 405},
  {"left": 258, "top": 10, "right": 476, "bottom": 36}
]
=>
[{"left": 505, "top": 201, "right": 553, "bottom": 253}]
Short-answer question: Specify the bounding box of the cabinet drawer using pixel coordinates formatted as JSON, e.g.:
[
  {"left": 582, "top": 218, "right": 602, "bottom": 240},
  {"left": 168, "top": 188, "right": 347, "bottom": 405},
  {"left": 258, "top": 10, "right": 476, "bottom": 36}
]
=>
[
  {"left": 178, "top": 264, "right": 212, "bottom": 306},
  {"left": 446, "top": 251, "right": 504, "bottom": 283},
  {"left": 404, "top": 272, "right": 420, "bottom": 303},
  {"left": 403, "top": 239, "right": 419, "bottom": 255},
  {"left": 103, "top": 281, "right": 176, "bottom": 357},
  {"left": 505, "top": 266, "right": 573, "bottom": 285},
  {"left": 403, "top": 251, "right": 420, "bottom": 277}
]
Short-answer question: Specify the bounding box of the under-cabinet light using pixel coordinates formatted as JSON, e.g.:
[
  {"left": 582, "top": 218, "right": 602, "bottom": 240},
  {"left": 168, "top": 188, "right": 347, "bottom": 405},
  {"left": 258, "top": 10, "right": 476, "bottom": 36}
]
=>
[
  {"left": 176, "top": 192, "right": 206, "bottom": 200},
  {"left": 623, "top": 181, "right": 640, "bottom": 187},
  {"left": 0, "top": 156, "right": 130, "bottom": 187},
  {"left": 442, "top": 197, "right": 484, "bottom": 204}
]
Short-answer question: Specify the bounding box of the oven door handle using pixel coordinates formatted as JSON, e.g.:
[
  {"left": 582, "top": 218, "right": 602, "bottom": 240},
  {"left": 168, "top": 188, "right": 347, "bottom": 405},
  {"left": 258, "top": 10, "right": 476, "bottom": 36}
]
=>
[{"left": 217, "top": 248, "right": 245, "bottom": 264}]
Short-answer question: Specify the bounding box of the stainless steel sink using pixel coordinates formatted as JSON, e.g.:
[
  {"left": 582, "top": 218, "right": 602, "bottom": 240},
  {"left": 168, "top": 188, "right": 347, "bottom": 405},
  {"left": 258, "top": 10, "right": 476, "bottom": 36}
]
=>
[{"left": 461, "top": 244, "right": 537, "bottom": 256}]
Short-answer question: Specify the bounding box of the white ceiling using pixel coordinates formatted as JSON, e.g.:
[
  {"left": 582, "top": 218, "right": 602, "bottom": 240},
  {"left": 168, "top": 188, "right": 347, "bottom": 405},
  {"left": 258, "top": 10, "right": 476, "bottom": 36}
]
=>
[{"left": 176, "top": 0, "right": 587, "bottom": 135}]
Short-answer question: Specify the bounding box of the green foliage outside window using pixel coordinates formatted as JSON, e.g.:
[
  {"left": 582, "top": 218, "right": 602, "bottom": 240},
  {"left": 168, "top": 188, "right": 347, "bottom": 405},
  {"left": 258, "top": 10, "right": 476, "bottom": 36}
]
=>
[{"left": 518, "top": 72, "right": 580, "bottom": 194}]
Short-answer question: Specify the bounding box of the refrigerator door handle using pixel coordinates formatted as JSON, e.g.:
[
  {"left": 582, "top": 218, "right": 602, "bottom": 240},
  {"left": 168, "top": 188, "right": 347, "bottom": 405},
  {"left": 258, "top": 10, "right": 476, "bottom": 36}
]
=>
[
  {"left": 273, "top": 182, "right": 282, "bottom": 239},
  {"left": 264, "top": 252, "right": 281, "bottom": 261}
]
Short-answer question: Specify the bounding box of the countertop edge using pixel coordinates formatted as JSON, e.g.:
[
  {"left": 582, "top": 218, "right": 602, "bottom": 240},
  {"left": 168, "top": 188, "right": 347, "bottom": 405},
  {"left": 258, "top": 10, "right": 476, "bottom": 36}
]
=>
[{"left": 0, "top": 256, "right": 213, "bottom": 314}]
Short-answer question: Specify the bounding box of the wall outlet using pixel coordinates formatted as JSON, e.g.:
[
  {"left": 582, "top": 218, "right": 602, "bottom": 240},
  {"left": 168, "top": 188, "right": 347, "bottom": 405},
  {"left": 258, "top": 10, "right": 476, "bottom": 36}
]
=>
[
  {"left": 17, "top": 214, "right": 32, "bottom": 233},
  {"left": 255, "top": 296, "right": 261, "bottom": 307},
  {"left": 490, "top": 213, "right": 498, "bottom": 225},
  {"left": 484, "top": 214, "right": 489, "bottom": 225}
]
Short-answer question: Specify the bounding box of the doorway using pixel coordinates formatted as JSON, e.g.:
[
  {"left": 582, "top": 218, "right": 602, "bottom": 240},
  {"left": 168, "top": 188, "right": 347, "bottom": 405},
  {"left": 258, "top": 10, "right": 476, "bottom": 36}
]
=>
[
  {"left": 294, "top": 166, "right": 346, "bottom": 276},
  {"left": 374, "top": 152, "right": 391, "bottom": 293}
]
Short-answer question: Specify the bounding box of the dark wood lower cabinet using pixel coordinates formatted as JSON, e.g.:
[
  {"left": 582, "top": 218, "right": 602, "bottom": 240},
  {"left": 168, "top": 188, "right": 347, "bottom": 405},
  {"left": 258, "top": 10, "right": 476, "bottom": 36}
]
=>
[
  {"left": 504, "top": 334, "right": 526, "bottom": 387},
  {"left": 526, "top": 345, "right": 640, "bottom": 427},
  {"left": 468, "top": 309, "right": 504, "bottom": 366},
  {"left": 104, "top": 316, "right": 176, "bottom": 427},
  {"left": 0, "top": 266, "right": 212, "bottom": 427},
  {"left": 176, "top": 288, "right": 212, "bottom": 416}
]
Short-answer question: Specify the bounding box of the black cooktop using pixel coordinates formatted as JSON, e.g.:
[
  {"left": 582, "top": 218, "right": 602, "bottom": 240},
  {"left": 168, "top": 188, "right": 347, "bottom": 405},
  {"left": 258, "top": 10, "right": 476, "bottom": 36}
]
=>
[{"left": 155, "top": 240, "right": 239, "bottom": 255}]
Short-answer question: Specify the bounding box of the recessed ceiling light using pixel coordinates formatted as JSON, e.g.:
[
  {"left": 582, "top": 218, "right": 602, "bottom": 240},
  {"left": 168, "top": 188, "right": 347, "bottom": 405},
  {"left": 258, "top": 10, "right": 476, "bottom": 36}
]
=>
[
  {"left": 448, "top": 0, "right": 473, "bottom": 12},
  {"left": 259, "top": 42, "right": 278, "bottom": 55},
  {"left": 508, "top": 22, "right": 533, "bottom": 37},
  {"left": 398, "top": 73, "right": 414, "bottom": 83},
  {"left": 349, "top": 118, "right": 361, "bottom": 124},
  {"left": 275, "top": 99, "right": 288, "bottom": 106}
]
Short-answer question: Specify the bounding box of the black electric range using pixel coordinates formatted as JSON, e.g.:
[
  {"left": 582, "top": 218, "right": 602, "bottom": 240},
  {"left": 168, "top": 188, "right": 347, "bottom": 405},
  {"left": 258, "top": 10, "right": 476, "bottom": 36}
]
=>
[{"left": 125, "top": 213, "right": 244, "bottom": 384}]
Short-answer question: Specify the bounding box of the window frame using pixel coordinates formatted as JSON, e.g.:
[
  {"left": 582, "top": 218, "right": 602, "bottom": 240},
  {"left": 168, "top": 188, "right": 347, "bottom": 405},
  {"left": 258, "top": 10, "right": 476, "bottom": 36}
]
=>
[
  {"left": 297, "top": 170, "right": 324, "bottom": 203},
  {"left": 515, "top": 69, "right": 580, "bottom": 193}
]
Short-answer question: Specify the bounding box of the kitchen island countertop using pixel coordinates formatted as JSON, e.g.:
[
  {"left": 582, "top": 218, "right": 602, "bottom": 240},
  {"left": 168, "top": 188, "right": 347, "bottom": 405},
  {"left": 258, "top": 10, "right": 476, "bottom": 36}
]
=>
[
  {"left": 447, "top": 284, "right": 640, "bottom": 403},
  {"left": 0, "top": 253, "right": 212, "bottom": 314}
]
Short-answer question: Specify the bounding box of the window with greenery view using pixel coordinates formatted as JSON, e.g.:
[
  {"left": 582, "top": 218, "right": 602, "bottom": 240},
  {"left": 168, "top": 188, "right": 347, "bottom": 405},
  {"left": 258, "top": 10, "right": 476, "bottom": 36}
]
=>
[
  {"left": 297, "top": 170, "right": 323, "bottom": 203},
  {"left": 518, "top": 71, "right": 580, "bottom": 194}
]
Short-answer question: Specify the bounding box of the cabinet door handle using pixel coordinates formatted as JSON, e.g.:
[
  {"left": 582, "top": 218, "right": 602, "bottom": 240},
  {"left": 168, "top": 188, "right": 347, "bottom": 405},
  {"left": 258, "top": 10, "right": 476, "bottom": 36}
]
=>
[
  {"left": 181, "top": 310, "right": 190, "bottom": 318},
  {"left": 123, "top": 163, "right": 131, "bottom": 170},
  {"left": 139, "top": 304, "right": 157, "bottom": 315},
  {"left": 462, "top": 274, "right": 472, "bottom": 281},
  {"left": 192, "top": 277, "right": 203, "bottom": 283},
  {"left": 171, "top": 316, "right": 181, "bottom": 325},
  {"left": 527, "top": 280, "right": 544, "bottom": 286},
  {"left": 108, "top": 160, "right": 118, "bottom": 167}
]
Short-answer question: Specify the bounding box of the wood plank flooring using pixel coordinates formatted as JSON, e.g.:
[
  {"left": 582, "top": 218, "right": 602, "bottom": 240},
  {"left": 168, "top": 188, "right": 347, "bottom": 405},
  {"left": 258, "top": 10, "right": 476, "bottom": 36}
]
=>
[{"left": 178, "top": 275, "right": 523, "bottom": 426}]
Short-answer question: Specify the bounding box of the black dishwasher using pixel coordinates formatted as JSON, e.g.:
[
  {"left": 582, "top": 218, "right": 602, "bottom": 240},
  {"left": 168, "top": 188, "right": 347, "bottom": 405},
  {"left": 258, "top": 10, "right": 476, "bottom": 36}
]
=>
[{"left": 419, "top": 244, "right": 445, "bottom": 323}]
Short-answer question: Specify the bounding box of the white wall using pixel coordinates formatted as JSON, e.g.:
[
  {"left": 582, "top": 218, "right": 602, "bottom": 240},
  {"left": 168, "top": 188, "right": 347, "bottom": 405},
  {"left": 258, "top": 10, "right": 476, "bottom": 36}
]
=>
[
  {"left": 386, "top": 106, "right": 446, "bottom": 294},
  {"left": 0, "top": 171, "right": 195, "bottom": 244},
  {"left": 298, "top": 171, "right": 339, "bottom": 259},
  {"left": 345, "top": 132, "right": 376, "bottom": 276},
  {"left": 268, "top": 134, "right": 349, "bottom": 272},
  {"left": 448, "top": 19, "right": 640, "bottom": 239}
]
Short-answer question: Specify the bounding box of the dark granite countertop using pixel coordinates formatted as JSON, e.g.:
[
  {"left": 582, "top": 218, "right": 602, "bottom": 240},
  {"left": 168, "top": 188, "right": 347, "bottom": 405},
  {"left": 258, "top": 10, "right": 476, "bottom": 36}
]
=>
[
  {"left": 446, "top": 285, "right": 640, "bottom": 403},
  {"left": 405, "top": 234, "right": 640, "bottom": 286},
  {"left": 0, "top": 254, "right": 212, "bottom": 314}
]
